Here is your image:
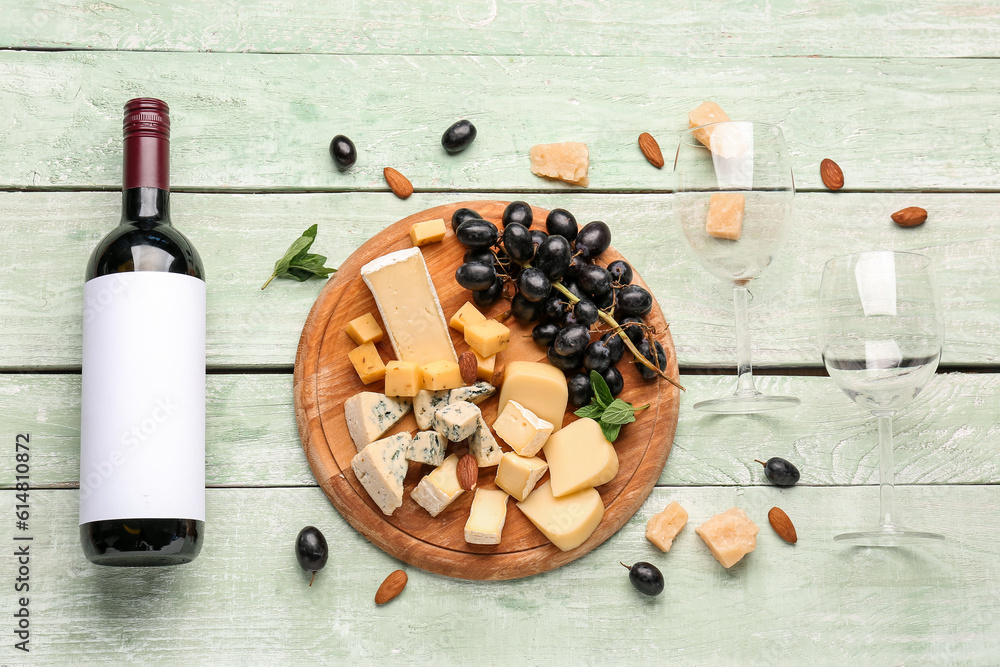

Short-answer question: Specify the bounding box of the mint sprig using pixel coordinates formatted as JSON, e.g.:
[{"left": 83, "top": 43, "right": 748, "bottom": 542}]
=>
[
  {"left": 573, "top": 371, "right": 649, "bottom": 443},
  {"left": 261, "top": 224, "right": 337, "bottom": 289}
]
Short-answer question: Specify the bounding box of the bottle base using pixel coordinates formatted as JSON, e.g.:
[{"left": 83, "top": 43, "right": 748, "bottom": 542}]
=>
[{"left": 80, "top": 518, "right": 204, "bottom": 567}]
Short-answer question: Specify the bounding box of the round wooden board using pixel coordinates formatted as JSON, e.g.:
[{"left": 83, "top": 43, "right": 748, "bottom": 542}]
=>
[{"left": 293, "top": 201, "right": 680, "bottom": 580}]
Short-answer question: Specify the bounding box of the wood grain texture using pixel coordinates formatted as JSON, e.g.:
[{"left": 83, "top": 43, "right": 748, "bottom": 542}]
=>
[
  {"left": 6, "top": 372, "right": 1000, "bottom": 490},
  {"left": 3, "top": 191, "right": 999, "bottom": 370},
  {"left": 294, "top": 201, "right": 679, "bottom": 579},
  {"left": 2, "top": 485, "right": 997, "bottom": 664},
  {"left": 4, "top": 0, "right": 1000, "bottom": 58},
  {"left": 3, "top": 51, "right": 1000, "bottom": 192}
]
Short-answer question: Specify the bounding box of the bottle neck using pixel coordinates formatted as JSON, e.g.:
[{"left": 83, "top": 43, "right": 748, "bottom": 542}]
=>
[{"left": 121, "top": 187, "right": 171, "bottom": 226}]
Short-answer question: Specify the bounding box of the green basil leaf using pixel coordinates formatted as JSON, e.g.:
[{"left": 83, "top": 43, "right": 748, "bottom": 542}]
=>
[
  {"left": 574, "top": 403, "right": 605, "bottom": 420},
  {"left": 590, "top": 370, "right": 613, "bottom": 408},
  {"left": 263, "top": 225, "right": 336, "bottom": 289},
  {"left": 600, "top": 420, "right": 622, "bottom": 443},
  {"left": 274, "top": 228, "right": 316, "bottom": 275},
  {"left": 601, "top": 399, "right": 638, "bottom": 425},
  {"left": 284, "top": 267, "right": 316, "bottom": 281}
]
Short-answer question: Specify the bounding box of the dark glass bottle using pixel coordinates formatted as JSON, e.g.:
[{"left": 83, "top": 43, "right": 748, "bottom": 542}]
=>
[{"left": 80, "top": 98, "right": 205, "bottom": 566}]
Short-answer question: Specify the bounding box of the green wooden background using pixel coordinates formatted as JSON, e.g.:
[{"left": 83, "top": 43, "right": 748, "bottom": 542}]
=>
[{"left": 2, "top": 2, "right": 999, "bottom": 664}]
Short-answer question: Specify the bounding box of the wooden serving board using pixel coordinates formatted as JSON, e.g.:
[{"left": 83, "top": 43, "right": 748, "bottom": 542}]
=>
[{"left": 293, "top": 201, "right": 680, "bottom": 580}]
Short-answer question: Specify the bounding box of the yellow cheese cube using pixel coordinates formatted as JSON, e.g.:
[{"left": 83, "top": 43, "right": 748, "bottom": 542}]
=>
[
  {"left": 464, "top": 319, "right": 511, "bottom": 359},
  {"left": 420, "top": 360, "right": 465, "bottom": 391},
  {"left": 516, "top": 481, "right": 604, "bottom": 552},
  {"left": 497, "top": 361, "right": 568, "bottom": 432},
  {"left": 645, "top": 501, "right": 688, "bottom": 552},
  {"left": 464, "top": 488, "right": 509, "bottom": 545},
  {"left": 345, "top": 313, "right": 384, "bottom": 345},
  {"left": 409, "top": 218, "right": 447, "bottom": 247},
  {"left": 494, "top": 452, "right": 548, "bottom": 502},
  {"left": 474, "top": 350, "right": 497, "bottom": 382},
  {"left": 695, "top": 507, "right": 759, "bottom": 569},
  {"left": 705, "top": 193, "right": 745, "bottom": 241},
  {"left": 384, "top": 360, "right": 422, "bottom": 397},
  {"left": 529, "top": 142, "right": 590, "bottom": 187},
  {"left": 542, "top": 418, "right": 618, "bottom": 497},
  {"left": 688, "top": 100, "right": 731, "bottom": 148},
  {"left": 347, "top": 342, "right": 385, "bottom": 384},
  {"left": 449, "top": 301, "right": 486, "bottom": 334}
]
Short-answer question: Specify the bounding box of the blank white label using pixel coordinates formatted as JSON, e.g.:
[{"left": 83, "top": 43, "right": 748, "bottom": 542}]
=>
[{"left": 80, "top": 272, "right": 206, "bottom": 525}]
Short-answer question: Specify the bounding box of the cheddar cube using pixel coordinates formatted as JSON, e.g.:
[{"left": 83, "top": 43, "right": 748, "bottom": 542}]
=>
[
  {"left": 345, "top": 313, "right": 384, "bottom": 345},
  {"left": 706, "top": 193, "right": 745, "bottom": 241},
  {"left": 529, "top": 142, "right": 590, "bottom": 187},
  {"left": 464, "top": 319, "right": 510, "bottom": 358},
  {"left": 495, "top": 452, "right": 548, "bottom": 502},
  {"left": 696, "top": 507, "right": 759, "bottom": 569},
  {"left": 384, "top": 360, "right": 422, "bottom": 397},
  {"left": 348, "top": 342, "right": 385, "bottom": 384},
  {"left": 420, "top": 360, "right": 464, "bottom": 391},
  {"left": 645, "top": 501, "right": 688, "bottom": 552},
  {"left": 474, "top": 350, "right": 497, "bottom": 382},
  {"left": 688, "top": 100, "right": 731, "bottom": 148},
  {"left": 409, "top": 218, "right": 446, "bottom": 247},
  {"left": 449, "top": 301, "right": 486, "bottom": 334}
]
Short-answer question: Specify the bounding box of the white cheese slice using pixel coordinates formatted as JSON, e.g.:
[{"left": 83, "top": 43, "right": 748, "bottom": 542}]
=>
[
  {"left": 411, "top": 453, "right": 464, "bottom": 517},
  {"left": 407, "top": 430, "right": 446, "bottom": 467},
  {"left": 492, "top": 399, "right": 553, "bottom": 457},
  {"left": 431, "top": 401, "right": 481, "bottom": 442},
  {"left": 350, "top": 433, "right": 411, "bottom": 516},
  {"left": 414, "top": 388, "right": 451, "bottom": 430},
  {"left": 360, "top": 248, "right": 457, "bottom": 365},
  {"left": 344, "top": 391, "right": 412, "bottom": 452},
  {"left": 464, "top": 488, "right": 509, "bottom": 545},
  {"left": 470, "top": 417, "right": 503, "bottom": 467}
]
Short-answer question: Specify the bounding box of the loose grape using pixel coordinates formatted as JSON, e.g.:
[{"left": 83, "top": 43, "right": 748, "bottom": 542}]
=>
[
  {"left": 574, "top": 220, "right": 612, "bottom": 259},
  {"left": 511, "top": 292, "right": 545, "bottom": 322},
  {"left": 502, "top": 201, "right": 533, "bottom": 228},
  {"left": 623, "top": 561, "right": 664, "bottom": 596},
  {"left": 547, "top": 346, "right": 583, "bottom": 372},
  {"left": 554, "top": 324, "right": 591, "bottom": 357},
  {"left": 601, "top": 365, "right": 625, "bottom": 397},
  {"left": 455, "top": 261, "right": 497, "bottom": 291},
  {"left": 577, "top": 265, "right": 613, "bottom": 297},
  {"left": 532, "top": 322, "right": 561, "bottom": 347},
  {"left": 535, "top": 235, "right": 572, "bottom": 281},
  {"left": 757, "top": 457, "right": 800, "bottom": 487},
  {"left": 573, "top": 300, "right": 600, "bottom": 326},
  {"left": 583, "top": 341, "right": 612, "bottom": 373},
  {"left": 502, "top": 223, "right": 535, "bottom": 263},
  {"left": 607, "top": 260, "right": 633, "bottom": 285},
  {"left": 329, "top": 135, "right": 357, "bottom": 169},
  {"left": 451, "top": 207, "right": 483, "bottom": 233},
  {"left": 456, "top": 218, "right": 499, "bottom": 248},
  {"left": 473, "top": 276, "right": 504, "bottom": 308},
  {"left": 567, "top": 372, "right": 592, "bottom": 407},
  {"left": 296, "top": 526, "right": 329, "bottom": 586},
  {"left": 600, "top": 331, "right": 625, "bottom": 363},
  {"left": 441, "top": 119, "right": 477, "bottom": 154},
  {"left": 517, "top": 268, "right": 551, "bottom": 302},
  {"left": 618, "top": 285, "right": 653, "bottom": 316},
  {"left": 546, "top": 208, "right": 579, "bottom": 242}
]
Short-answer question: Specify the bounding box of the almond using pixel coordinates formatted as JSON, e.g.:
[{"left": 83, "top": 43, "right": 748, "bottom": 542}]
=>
[
  {"left": 638, "top": 132, "right": 664, "bottom": 169},
  {"left": 457, "top": 453, "right": 478, "bottom": 492},
  {"left": 820, "top": 158, "right": 844, "bottom": 191},
  {"left": 375, "top": 569, "right": 408, "bottom": 605},
  {"left": 459, "top": 351, "right": 478, "bottom": 386},
  {"left": 768, "top": 507, "right": 797, "bottom": 544},
  {"left": 383, "top": 167, "right": 413, "bottom": 199},
  {"left": 891, "top": 206, "right": 927, "bottom": 227}
]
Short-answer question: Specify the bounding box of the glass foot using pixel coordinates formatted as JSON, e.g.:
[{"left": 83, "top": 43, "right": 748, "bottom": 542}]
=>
[
  {"left": 834, "top": 525, "right": 945, "bottom": 547},
  {"left": 693, "top": 394, "right": 800, "bottom": 414}
]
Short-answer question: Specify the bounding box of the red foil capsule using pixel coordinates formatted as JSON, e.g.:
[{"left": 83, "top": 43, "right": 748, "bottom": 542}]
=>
[{"left": 123, "top": 97, "right": 170, "bottom": 190}]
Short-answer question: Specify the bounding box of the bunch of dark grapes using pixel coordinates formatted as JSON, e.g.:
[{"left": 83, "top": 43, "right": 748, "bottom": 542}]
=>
[{"left": 453, "top": 202, "right": 665, "bottom": 407}]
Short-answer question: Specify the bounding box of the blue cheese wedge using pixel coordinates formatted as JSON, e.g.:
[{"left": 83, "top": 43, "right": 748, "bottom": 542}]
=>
[
  {"left": 431, "top": 401, "right": 481, "bottom": 442},
  {"left": 350, "top": 433, "right": 411, "bottom": 516},
  {"left": 344, "top": 391, "right": 412, "bottom": 452},
  {"left": 448, "top": 381, "right": 496, "bottom": 406},
  {"left": 411, "top": 454, "right": 464, "bottom": 517},
  {"left": 407, "top": 431, "right": 446, "bottom": 467},
  {"left": 470, "top": 417, "right": 503, "bottom": 467},
  {"left": 414, "top": 389, "right": 452, "bottom": 430},
  {"left": 464, "top": 488, "right": 509, "bottom": 545}
]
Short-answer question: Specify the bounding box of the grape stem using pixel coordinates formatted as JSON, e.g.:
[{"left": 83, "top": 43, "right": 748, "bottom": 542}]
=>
[{"left": 551, "top": 281, "right": 684, "bottom": 391}]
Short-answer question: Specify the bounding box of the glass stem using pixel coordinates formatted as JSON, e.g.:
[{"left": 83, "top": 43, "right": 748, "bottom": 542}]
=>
[
  {"left": 732, "top": 285, "right": 759, "bottom": 397},
  {"left": 877, "top": 413, "right": 896, "bottom": 529}
]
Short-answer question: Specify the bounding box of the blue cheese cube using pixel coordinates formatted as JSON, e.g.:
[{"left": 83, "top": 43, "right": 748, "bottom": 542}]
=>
[
  {"left": 344, "top": 391, "right": 412, "bottom": 452},
  {"left": 350, "top": 433, "right": 411, "bottom": 516},
  {"left": 407, "top": 431, "right": 446, "bottom": 466},
  {"left": 470, "top": 416, "right": 503, "bottom": 467},
  {"left": 414, "top": 389, "right": 452, "bottom": 430},
  {"left": 431, "top": 401, "right": 481, "bottom": 442},
  {"left": 448, "top": 381, "right": 496, "bottom": 406}
]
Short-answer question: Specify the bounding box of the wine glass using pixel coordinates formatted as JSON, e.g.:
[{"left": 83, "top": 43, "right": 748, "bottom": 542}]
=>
[
  {"left": 819, "top": 250, "right": 944, "bottom": 545},
  {"left": 673, "top": 121, "right": 799, "bottom": 413}
]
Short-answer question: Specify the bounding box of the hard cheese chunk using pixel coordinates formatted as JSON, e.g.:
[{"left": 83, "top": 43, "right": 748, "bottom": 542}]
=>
[
  {"left": 449, "top": 381, "right": 495, "bottom": 406},
  {"left": 696, "top": 507, "right": 759, "bottom": 568},
  {"left": 464, "top": 319, "right": 510, "bottom": 358},
  {"left": 495, "top": 452, "right": 548, "bottom": 502},
  {"left": 411, "top": 454, "right": 464, "bottom": 517},
  {"left": 345, "top": 313, "right": 383, "bottom": 345},
  {"left": 409, "top": 218, "right": 446, "bottom": 247},
  {"left": 348, "top": 342, "right": 385, "bottom": 384},
  {"left": 464, "top": 488, "right": 509, "bottom": 545},
  {"left": 530, "top": 142, "right": 590, "bottom": 187},
  {"left": 497, "top": 361, "right": 568, "bottom": 432},
  {"left": 688, "top": 100, "right": 731, "bottom": 148},
  {"left": 384, "top": 360, "right": 421, "bottom": 397},
  {"left": 473, "top": 350, "right": 497, "bottom": 382},
  {"left": 517, "top": 480, "right": 604, "bottom": 552},
  {"left": 350, "top": 433, "right": 410, "bottom": 516},
  {"left": 414, "top": 389, "right": 451, "bottom": 430},
  {"left": 493, "top": 400, "right": 553, "bottom": 457},
  {"left": 361, "top": 248, "right": 457, "bottom": 365},
  {"left": 645, "top": 501, "right": 689, "bottom": 552},
  {"left": 449, "top": 301, "right": 486, "bottom": 334},
  {"left": 407, "top": 430, "right": 446, "bottom": 467},
  {"left": 420, "top": 360, "right": 464, "bottom": 391},
  {"left": 470, "top": 417, "right": 503, "bottom": 467},
  {"left": 706, "top": 193, "right": 745, "bottom": 241},
  {"left": 543, "top": 417, "right": 618, "bottom": 497},
  {"left": 432, "top": 401, "right": 481, "bottom": 442},
  {"left": 344, "top": 392, "right": 412, "bottom": 452}
]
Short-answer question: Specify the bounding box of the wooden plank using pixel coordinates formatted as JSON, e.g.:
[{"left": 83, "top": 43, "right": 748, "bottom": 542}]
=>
[
  {"left": 4, "top": 373, "right": 999, "bottom": 488},
  {"left": 2, "top": 485, "right": 995, "bottom": 664},
  {"left": 2, "top": 191, "right": 998, "bottom": 369},
  {"left": 3, "top": 0, "right": 1000, "bottom": 58},
  {"left": 2, "top": 51, "right": 1000, "bottom": 192}
]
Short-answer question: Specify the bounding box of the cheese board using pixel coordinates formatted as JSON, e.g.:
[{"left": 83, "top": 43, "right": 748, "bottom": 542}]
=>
[{"left": 293, "top": 201, "right": 680, "bottom": 580}]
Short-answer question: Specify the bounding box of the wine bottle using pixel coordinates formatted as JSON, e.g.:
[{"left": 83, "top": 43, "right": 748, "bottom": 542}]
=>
[{"left": 79, "top": 98, "right": 205, "bottom": 566}]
